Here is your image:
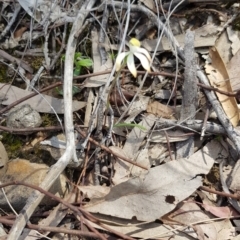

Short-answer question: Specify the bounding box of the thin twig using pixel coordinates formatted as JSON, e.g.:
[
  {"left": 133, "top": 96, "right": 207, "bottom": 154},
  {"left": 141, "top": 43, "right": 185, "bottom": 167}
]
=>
[
  {"left": 0, "top": 218, "right": 99, "bottom": 238},
  {"left": 200, "top": 186, "right": 240, "bottom": 200},
  {"left": 7, "top": 1, "right": 98, "bottom": 239},
  {"left": 75, "top": 126, "right": 148, "bottom": 170},
  {"left": 0, "top": 82, "right": 62, "bottom": 114}
]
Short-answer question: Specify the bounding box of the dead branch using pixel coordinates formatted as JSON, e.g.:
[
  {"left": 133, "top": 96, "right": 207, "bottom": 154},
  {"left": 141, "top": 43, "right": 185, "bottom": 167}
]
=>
[{"left": 7, "top": 1, "right": 98, "bottom": 239}]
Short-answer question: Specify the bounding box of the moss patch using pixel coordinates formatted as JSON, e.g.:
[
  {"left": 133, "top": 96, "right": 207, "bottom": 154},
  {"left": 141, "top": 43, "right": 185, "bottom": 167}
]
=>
[{"left": 2, "top": 132, "right": 23, "bottom": 158}]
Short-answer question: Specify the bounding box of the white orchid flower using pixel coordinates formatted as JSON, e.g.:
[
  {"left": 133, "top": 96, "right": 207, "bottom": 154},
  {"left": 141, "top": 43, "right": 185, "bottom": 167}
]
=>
[{"left": 115, "top": 38, "right": 152, "bottom": 78}]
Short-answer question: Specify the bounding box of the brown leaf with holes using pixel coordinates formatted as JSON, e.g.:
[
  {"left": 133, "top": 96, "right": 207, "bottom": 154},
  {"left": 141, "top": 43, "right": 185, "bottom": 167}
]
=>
[{"left": 84, "top": 140, "right": 223, "bottom": 221}]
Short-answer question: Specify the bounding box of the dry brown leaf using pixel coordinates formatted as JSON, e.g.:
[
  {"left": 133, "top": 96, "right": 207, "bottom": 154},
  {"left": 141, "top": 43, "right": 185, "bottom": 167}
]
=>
[
  {"left": 227, "top": 48, "right": 240, "bottom": 92},
  {"left": 227, "top": 27, "right": 240, "bottom": 56},
  {"left": 143, "top": 24, "right": 219, "bottom": 52},
  {"left": 150, "top": 129, "right": 190, "bottom": 143},
  {"left": 84, "top": 215, "right": 183, "bottom": 239},
  {"left": 205, "top": 47, "right": 239, "bottom": 126},
  {"left": 147, "top": 101, "right": 175, "bottom": 119},
  {"left": 111, "top": 114, "right": 154, "bottom": 185},
  {"left": 78, "top": 186, "right": 110, "bottom": 199},
  {"left": 138, "top": 0, "right": 155, "bottom": 11},
  {"left": 202, "top": 204, "right": 237, "bottom": 218},
  {"left": 85, "top": 29, "right": 113, "bottom": 88},
  {"left": 126, "top": 96, "right": 150, "bottom": 120},
  {"left": 169, "top": 201, "right": 236, "bottom": 240},
  {"left": 0, "top": 142, "right": 8, "bottom": 178},
  {"left": 13, "top": 27, "right": 27, "bottom": 39},
  {"left": 215, "top": 30, "right": 231, "bottom": 64},
  {"left": 0, "top": 84, "right": 86, "bottom": 114},
  {"left": 85, "top": 140, "right": 226, "bottom": 221}
]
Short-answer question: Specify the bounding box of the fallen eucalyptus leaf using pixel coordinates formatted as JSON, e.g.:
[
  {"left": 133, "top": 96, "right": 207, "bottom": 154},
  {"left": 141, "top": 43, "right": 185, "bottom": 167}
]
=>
[
  {"left": 150, "top": 129, "right": 190, "bottom": 143},
  {"left": 0, "top": 84, "right": 86, "bottom": 114},
  {"left": 85, "top": 140, "right": 226, "bottom": 221},
  {"left": 147, "top": 101, "right": 175, "bottom": 119},
  {"left": 205, "top": 47, "right": 239, "bottom": 126}
]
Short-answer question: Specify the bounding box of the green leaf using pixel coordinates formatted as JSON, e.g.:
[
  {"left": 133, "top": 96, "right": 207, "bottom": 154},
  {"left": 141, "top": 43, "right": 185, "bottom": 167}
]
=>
[
  {"left": 74, "top": 52, "right": 82, "bottom": 59},
  {"left": 72, "top": 86, "right": 81, "bottom": 95},
  {"left": 78, "top": 58, "right": 93, "bottom": 67},
  {"left": 113, "top": 123, "right": 146, "bottom": 130},
  {"left": 109, "top": 53, "right": 117, "bottom": 60},
  {"left": 55, "top": 87, "right": 63, "bottom": 95},
  {"left": 55, "top": 86, "right": 81, "bottom": 96},
  {"left": 74, "top": 68, "right": 81, "bottom": 76}
]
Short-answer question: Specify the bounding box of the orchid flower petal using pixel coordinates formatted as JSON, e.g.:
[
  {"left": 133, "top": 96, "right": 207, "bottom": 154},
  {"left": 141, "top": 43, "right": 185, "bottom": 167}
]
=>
[
  {"left": 127, "top": 53, "right": 137, "bottom": 77},
  {"left": 133, "top": 52, "right": 151, "bottom": 72},
  {"left": 134, "top": 46, "right": 152, "bottom": 61},
  {"left": 115, "top": 52, "right": 128, "bottom": 71}
]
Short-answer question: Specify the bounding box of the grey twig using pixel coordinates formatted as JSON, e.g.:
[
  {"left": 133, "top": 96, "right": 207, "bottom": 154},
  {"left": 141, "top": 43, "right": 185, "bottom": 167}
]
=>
[
  {"left": 0, "top": 3, "right": 21, "bottom": 40},
  {"left": 155, "top": 119, "right": 226, "bottom": 135},
  {"left": 7, "top": 1, "right": 97, "bottom": 239},
  {"left": 176, "top": 30, "right": 197, "bottom": 158}
]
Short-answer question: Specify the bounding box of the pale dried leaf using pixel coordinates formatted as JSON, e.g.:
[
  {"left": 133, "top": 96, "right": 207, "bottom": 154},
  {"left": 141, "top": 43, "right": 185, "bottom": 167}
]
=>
[
  {"left": 226, "top": 27, "right": 240, "bottom": 56},
  {"left": 125, "top": 96, "right": 150, "bottom": 123},
  {"left": 40, "top": 133, "right": 83, "bottom": 150},
  {"left": 18, "top": 0, "right": 66, "bottom": 24},
  {"left": 149, "top": 129, "right": 190, "bottom": 143},
  {"left": 110, "top": 146, "right": 132, "bottom": 185},
  {"left": 170, "top": 202, "right": 216, "bottom": 240},
  {"left": 138, "top": 0, "right": 155, "bottom": 11},
  {"left": 85, "top": 140, "right": 224, "bottom": 221},
  {"left": 85, "top": 29, "right": 113, "bottom": 88},
  {"left": 232, "top": 235, "right": 240, "bottom": 240},
  {"left": 227, "top": 48, "right": 240, "bottom": 92},
  {"left": 18, "top": 0, "right": 43, "bottom": 22},
  {"left": 228, "top": 160, "right": 240, "bottom": 193},
  {"left": 78, "top": 186, "right": 110, "bottom": 199},
  {"left": 143, "top": 24, "right": 219, "bottom": 52},
  {"left": 131, "top": 148, "right": 151, "bottom": 176},
  {"left": 126, "top": 96, "right": 150, "bottom": 119},
  {"left": 103, "top": 116, "right": 126, "bottom": 136},
  {"left": 0, "top": 84, "right": 86, "bottom": 113},
  {"left": 84, "top": 89, "right": 95, "bottom": 126},
  {"left": 147, "top": 101, "right": 175, "bottom": 119},
  {"left": 0, "top": 142, "right": 8, "bottom": 178},
  {"left": 23, "top": 193, "right": 76, "bottom": 239},
  {"left": 148, "top": 144, "right": 167, "bottom": 165},
  {"left": 84, "top": 215, "right": 186, "bottom": 239},
  {"left": 123, "top": 114, "right": 156, "bottom": 159},
  {"left": 111, "top": 115, "right": 154, "bottom": 184},
  {"left": 205, "top": 47, "right": 239, "bottom": 126},
  {"left": 215, "top": 31, "right": 231, "bottom": 64},
  {"left": 202, "top": 204, "right": 235, "bottom": 218}
]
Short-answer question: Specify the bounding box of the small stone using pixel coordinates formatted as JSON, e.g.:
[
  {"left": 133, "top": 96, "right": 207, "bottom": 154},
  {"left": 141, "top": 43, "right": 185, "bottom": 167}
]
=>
[
  {"left": 0, "top": 141, "right": 8, "bottom": 178},
  {"left": 101, "top": 166, "right": 108, "bottom": 173},
  {"left": 0, "top": 159, "right": 68, "bottom": 211},
  {"left": 7, "top": 104, "right": 42, "bottom": 128}
]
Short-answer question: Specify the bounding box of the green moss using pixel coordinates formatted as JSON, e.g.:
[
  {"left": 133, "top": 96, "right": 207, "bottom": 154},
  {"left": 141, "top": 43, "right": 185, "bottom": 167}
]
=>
[
  {"left": 2, "top": 132, "right": 23, "bottom": 158},
  {"left": 232, "top": 14, "right": 240, "bottom": 31},
  {"left": 29, "top": 57, "right": 45, "bottom": 71},
  {"left": 41, "top": 113, "right": 59, "bottom": 127},
  {"left": 21, "top": 146, "right": 55, "bottom": 165},
  {"left": 0, "top": 64, "right": 11, "bottom": 83}
]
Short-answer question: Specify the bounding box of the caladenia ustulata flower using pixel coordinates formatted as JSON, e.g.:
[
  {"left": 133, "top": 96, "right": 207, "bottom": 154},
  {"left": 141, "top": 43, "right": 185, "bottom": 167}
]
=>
[{"left": 115, "top": 38, "right": 152, "bottom": 78}]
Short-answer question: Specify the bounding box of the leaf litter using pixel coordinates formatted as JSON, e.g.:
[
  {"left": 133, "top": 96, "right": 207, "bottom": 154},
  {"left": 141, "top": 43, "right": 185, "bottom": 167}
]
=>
[{"left": 1, "top": 0, "right": 240, "bottom": 239}]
